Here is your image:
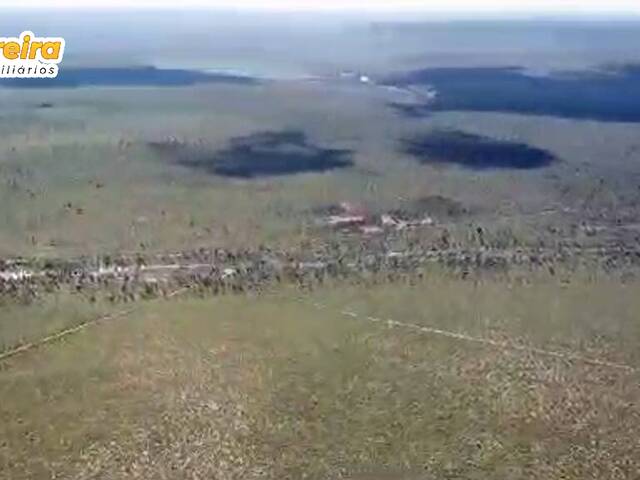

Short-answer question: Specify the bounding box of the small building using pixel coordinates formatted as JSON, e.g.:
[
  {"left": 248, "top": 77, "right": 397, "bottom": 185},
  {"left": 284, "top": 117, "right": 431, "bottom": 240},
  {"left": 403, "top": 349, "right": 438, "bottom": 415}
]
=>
[
  {"left": 327, "top": 215, "right": 366, "bottom": 228},
  {"left": 360, "top": 225, "right": 383, "bottom": 235},
  {"left": 381, "top": 214, "right": 400, "bottom": 227}
]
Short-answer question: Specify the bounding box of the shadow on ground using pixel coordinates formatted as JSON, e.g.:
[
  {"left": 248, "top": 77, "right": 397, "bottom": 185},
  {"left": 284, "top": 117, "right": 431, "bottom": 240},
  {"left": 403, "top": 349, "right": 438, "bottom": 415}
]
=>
[
  {"left": 0, "top": 66, "right": 258, "bottom": 88},
  {"left": 386, "top": 64, "right": 640, "bottom": 122},
  {"left": 150, "top": 130, "right": 353, "bottom": 178},
  {"left": 401, "top": 130, "right": 557, "bottom": 170}
]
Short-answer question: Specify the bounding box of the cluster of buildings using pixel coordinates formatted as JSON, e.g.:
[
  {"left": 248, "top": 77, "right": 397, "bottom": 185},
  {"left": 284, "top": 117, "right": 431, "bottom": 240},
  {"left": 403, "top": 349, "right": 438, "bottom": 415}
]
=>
[{"left": 323, "top": 202, "right": 434, "bottom": 236}]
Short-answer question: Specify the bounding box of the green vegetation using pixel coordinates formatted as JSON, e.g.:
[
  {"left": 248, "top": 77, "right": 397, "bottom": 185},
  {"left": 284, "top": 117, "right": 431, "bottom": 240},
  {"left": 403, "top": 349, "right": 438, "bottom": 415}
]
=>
[
  {"left": 2, "top": 83, "right": 640, "bottom": 257},
  {"left": 2, "top": 276, "right": 639, "bottom": 479},
  {"left": 0, "top": 293, "right": 109, "bottom": 353},
  {"left": 2, "top": 59, "right": 640, "bottom": 480}
]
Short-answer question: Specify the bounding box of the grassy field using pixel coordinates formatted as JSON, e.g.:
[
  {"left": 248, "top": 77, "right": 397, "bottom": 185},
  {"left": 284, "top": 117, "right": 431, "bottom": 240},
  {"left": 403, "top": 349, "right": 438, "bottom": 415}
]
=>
[
  {"left": 2, "top": 15, "right": 640, "bottom": 480},
  {"left": 2, "top": 83, "right": 640, "bottom": 257},
  {"left": 2, "top": 276, "right": 639, "bottom": 479},
  {"left": 0, "top": 293, "right": 111, "bottom": 353},
  {"left": 1, "top": 66, "right": 639, "bottom": 480}
]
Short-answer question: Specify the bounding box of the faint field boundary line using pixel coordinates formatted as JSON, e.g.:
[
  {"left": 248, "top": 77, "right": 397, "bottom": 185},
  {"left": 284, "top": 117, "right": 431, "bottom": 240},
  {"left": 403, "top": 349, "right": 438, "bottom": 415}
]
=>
[
  {"left": 0, "top": 287, "right": 190, "bottom": 364},
  {"left": 2, "top": 286, "right": 635, "bottom": 373},
  {"left": 298, "top": 297, "right": 637, "bottom": 373}
]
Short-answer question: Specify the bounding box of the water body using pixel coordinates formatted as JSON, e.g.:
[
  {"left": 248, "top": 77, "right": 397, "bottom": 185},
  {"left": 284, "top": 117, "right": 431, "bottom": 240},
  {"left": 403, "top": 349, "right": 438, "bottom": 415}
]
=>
[
  {"left": 386, "top": 65, "right": 640, "bottom": 122},
  {"left": 402, "top": 130, "right": 557, "bottom": 170},
  {"left": 151, "top": 130, "right": 353, "bottom": 178},
  {"left": 0, "top": 66, "right": 259, "bottom": 88}
]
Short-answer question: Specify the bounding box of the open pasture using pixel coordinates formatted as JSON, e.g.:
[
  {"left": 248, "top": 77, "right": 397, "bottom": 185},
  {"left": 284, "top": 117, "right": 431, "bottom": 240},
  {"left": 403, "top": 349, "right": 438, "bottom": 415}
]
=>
[
  {"left": 1, "top": 277, "right": 639, "bottom": 479},
  {"left": 1, "top": 79, "right": 640, "bottom": 258}
]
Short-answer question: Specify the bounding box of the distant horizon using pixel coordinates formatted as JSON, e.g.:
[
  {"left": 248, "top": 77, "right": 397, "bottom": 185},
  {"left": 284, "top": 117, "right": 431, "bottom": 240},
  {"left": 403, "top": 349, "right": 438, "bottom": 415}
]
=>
[
  {"left": 2, "top": 0, "right": 640, "bottom": 17},
  {"left": 1, "top": 8, "right": 640, "bottom": 23}
]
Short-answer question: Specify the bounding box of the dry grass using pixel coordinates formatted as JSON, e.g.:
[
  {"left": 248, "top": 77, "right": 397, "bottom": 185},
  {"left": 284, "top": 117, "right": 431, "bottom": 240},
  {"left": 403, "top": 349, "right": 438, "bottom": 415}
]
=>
[
  {"left": 1, "top": 275, "right": 639, "bottom": 479},
  {"left": 0, "top": 294, "right": 110, "bottom": 353},
  {"left": 3, "top": 84, "right": 640, "bottom": 257}
]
